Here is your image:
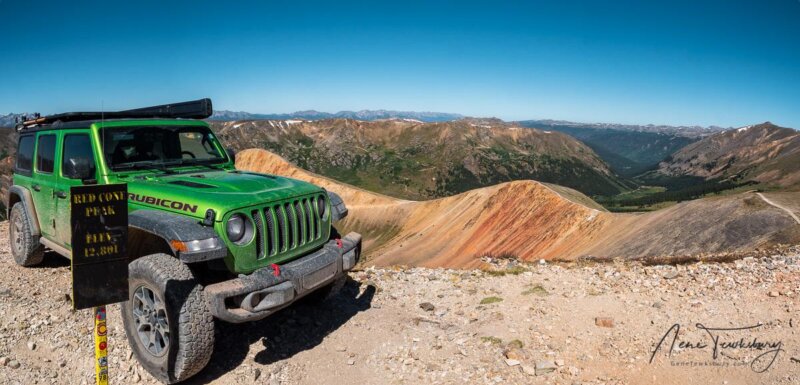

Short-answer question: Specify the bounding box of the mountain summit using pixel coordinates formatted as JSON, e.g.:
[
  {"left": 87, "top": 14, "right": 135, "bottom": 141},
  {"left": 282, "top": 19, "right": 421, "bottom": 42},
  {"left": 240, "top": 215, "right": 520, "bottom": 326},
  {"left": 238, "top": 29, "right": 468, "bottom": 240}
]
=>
[{"left": 655, "top": 122, "right": 800, "bottom": 188}]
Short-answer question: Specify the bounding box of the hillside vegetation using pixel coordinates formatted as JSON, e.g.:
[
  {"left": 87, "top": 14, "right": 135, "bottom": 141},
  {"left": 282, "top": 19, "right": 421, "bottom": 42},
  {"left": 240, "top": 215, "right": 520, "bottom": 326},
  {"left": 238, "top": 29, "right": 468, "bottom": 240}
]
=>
[
  {"left": 212, "top": 118, "right": 630, "bottom": 200},
  {"left": 517, "top": 122, "right": 697, "bottom": 177}
]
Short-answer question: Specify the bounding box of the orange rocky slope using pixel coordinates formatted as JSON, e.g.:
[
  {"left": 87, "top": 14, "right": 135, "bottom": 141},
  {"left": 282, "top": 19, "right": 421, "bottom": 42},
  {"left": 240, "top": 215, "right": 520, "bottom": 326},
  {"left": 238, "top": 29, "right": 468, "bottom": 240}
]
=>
[{"left": 237, "top": 149, "right": 800, "bottom": 268}]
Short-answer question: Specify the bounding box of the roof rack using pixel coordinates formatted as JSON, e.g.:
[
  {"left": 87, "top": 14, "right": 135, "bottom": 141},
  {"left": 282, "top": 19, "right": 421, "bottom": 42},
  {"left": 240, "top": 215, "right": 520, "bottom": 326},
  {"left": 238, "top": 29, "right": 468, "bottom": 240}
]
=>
[{"left": 15, "top": 98, "right": 213, "bottom": 131}]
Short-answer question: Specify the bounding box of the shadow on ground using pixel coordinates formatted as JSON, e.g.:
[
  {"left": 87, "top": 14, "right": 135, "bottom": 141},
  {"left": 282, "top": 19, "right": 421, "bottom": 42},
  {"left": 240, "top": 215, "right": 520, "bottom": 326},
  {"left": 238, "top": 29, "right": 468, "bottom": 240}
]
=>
[
  {"left": 188, "top": 276, "right": 374, "bottom": 384},
  {"left": 31, "top": 251, "right": 70, "bottom": 268}
]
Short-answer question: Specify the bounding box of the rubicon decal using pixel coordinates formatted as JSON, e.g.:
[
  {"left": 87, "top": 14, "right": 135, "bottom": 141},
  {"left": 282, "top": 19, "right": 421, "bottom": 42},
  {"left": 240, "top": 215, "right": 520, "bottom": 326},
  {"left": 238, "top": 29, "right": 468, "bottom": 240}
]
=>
[{"left": 128, "top": 193, "right": 199, "bottom": 213}]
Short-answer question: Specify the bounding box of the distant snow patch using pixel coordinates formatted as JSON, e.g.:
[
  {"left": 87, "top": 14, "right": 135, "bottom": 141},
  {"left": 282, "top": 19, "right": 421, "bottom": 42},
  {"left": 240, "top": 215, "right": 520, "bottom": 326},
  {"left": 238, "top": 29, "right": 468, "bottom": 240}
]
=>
[
  {"left": 737, "top": 125, "right": 752, "bottom": 132},
  {"left": 285, "top": 120, "right": 303, "bottom": 125},
  {"left": 402, "top": 118, "right": 423, "bottom": 123},
  {"left": 233, "top": 123, "right": 243, "bottom": 129}
]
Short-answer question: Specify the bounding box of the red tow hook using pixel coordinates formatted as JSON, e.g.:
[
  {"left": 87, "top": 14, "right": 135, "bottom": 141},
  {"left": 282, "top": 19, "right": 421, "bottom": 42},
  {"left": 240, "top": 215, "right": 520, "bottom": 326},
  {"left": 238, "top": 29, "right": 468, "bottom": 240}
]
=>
[
  {"left": 336, "top": 238, "right": 343, "bottom": 249},
  {"left": 270, "top": 263, "right": 281, "bottom": 277}
]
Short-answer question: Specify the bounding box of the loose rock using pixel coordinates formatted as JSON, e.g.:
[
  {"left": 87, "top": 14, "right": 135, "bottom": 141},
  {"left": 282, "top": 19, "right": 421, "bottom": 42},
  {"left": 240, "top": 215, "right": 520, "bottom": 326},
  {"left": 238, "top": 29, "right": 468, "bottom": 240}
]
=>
[
  {"left": 663, "top": 271, "right": 680, "bottom": 280},
  {"left": 521, "top": 364, "right": 536, "bottom": 376},
  {"left": 505, "top": 358, "right": 521, "bottom": 366},
  {"left": 535, "top": 360, "right": 557, "bottom": 375},
  {"left": 595, "top": 317, "right": 615, "bottom": 328}
]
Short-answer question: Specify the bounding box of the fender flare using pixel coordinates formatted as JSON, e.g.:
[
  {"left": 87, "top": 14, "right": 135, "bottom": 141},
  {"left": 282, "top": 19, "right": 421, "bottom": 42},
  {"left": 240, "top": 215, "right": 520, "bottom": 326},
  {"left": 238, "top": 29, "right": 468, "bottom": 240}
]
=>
[
  {"left": 129, "top": 210, "right": 227, "bottom": 263},
  {"left": 8, "top": 185, "right": 41, "bottom": 237}
]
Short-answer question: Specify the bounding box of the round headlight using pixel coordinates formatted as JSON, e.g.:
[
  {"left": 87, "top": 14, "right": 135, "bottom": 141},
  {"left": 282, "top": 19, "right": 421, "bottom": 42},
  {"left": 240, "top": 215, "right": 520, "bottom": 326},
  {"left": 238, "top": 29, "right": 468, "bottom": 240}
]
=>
[
  {"left": 226, "top": 214, "right": 246, "bottom": 243},
  {"left": 317, "top": 196, "right": 327, "bottom": 218}
]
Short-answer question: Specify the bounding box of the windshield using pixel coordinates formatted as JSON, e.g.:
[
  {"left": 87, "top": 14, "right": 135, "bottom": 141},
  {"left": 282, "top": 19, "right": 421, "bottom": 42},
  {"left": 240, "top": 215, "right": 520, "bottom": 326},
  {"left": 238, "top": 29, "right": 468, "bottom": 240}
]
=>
[{"left": 102, "top": 125, "right": 226, "bottom": 171}]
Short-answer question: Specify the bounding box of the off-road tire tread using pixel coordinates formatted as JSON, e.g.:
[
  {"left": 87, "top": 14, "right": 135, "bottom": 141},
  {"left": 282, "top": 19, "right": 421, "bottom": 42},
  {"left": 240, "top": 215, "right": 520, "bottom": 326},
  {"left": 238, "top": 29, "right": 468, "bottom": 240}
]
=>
[
  {"left": 9, "top": 204, "right": 44, "bottom": 266},
  {"left": 127, "top": 254, "right": 214, "bottom": 383}
]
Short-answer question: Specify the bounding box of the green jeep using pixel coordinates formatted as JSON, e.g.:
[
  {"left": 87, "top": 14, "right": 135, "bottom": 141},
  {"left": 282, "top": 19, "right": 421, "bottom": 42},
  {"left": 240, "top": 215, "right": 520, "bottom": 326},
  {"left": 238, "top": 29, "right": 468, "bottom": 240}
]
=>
[{"left": 7, "top": 99, "right": 362, "bottom": 383}]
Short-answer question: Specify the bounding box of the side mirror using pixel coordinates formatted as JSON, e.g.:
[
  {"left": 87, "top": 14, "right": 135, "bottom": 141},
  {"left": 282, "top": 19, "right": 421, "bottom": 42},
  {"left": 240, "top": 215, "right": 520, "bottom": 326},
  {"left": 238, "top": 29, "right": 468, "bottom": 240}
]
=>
[
  {"left": 226, "top": 148, "right": 236, "bottom": 164},
  {"left": 64, "top": 157, "right": 96, "bottom": 180}
]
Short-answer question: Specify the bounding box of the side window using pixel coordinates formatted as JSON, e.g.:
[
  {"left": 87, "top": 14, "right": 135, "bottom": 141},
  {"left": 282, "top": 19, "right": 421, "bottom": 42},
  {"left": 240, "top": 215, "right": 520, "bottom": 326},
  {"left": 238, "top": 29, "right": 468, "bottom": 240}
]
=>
[
  {"left": 36, "top": 134, "right": 57, "bottom": 174},
  {"left": 62, "top": 134, "right": 96, "bottom": 179},
  {"left": 16, "top": 135, "right": 35, "bottom": 172}
]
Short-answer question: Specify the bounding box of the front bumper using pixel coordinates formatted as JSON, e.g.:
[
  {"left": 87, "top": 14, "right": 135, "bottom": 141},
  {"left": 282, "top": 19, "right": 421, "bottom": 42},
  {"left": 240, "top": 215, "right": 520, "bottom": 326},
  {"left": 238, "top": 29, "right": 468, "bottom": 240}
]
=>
[{"left": 204, "top": 232, "right": 362, "bottom": 323}]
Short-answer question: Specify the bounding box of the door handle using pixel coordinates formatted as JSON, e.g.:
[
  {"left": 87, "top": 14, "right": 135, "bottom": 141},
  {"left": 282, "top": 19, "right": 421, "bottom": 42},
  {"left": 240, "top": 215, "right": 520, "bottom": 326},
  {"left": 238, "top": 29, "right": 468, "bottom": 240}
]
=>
[
  {"left": 55, "top": 191, "right": 67, "bottom": 199},
  {"left": 32, "top": 184, "right": 41, "bottom": 192}
]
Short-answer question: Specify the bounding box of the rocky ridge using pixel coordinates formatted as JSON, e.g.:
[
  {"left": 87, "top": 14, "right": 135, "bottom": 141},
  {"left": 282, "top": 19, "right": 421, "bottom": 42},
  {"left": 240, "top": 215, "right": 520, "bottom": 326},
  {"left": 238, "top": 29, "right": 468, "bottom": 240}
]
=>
[{"left": 237, "top": 149, "right": 800, "bottom": 267}]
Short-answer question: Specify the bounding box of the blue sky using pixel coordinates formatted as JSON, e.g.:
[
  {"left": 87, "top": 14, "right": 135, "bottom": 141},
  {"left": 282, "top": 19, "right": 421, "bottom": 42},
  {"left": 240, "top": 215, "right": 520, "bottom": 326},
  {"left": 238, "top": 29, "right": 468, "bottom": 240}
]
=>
[{"left": 1, "top": 0, "right": 798, "bottom": 127}]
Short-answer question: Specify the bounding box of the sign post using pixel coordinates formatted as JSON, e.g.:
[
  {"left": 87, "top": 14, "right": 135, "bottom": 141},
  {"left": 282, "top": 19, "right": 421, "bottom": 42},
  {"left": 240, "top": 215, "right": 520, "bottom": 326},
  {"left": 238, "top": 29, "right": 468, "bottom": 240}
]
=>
[
  {"left": 70, "top": 184, "right": 128, "bottom": 385},
  {"left": 94, "top": 306, "right": 109, "bottom": 385}
]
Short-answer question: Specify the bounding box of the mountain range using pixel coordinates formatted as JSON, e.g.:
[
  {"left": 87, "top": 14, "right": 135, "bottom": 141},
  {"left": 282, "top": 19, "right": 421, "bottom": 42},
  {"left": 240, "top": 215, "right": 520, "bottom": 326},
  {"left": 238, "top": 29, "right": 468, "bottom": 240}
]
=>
[
  {"left": 209, "top": 109, "right": 464, "bottom": 122},
  {"left": 3, "top": 107, "right": 798, "bottom": 210},
  {"left": 1, "top": 110, "right": 464, "bottom": 126},
  {"left": 210, "top": 118, "right": 631, "bottom": 199},
  {"left": 519, "top": 119, "right": 728, "bottom": 138},
  {"left": 0, "top": 113, "right": 25, "bottom": 128}
]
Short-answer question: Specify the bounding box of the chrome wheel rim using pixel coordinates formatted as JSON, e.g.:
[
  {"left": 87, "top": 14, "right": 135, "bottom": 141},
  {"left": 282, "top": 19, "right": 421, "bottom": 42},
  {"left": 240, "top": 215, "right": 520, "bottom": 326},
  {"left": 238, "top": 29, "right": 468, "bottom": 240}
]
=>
[{"left": 132, "top": 285, "right": 170, "bottom": 357}]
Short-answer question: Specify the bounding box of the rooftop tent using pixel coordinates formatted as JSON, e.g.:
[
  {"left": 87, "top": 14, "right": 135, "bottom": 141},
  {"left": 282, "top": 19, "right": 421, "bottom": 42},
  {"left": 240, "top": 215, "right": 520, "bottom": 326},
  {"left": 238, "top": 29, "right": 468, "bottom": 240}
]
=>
[{"left": 16, "top": 98, "right": 213, "bottom": 131}]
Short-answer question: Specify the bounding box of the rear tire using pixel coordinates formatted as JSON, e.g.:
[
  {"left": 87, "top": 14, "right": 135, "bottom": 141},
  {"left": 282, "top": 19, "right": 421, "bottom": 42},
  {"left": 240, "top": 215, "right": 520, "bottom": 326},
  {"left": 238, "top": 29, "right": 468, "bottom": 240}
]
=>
[
  {"left": 122, "top": 254, "right": 214, "bottom": 384},
  {"left": 9, "top": 203, "right": 44, "bottom": 267}
]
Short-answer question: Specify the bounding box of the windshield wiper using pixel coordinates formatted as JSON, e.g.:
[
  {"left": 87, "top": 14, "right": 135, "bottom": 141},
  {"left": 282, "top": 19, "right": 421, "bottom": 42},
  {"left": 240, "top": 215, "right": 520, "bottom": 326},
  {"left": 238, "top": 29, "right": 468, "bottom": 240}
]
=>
[
  {"left": 167, "top": 158, "right": 226, "bottom": 169},
  {"left": 113, "top": 160, "right": 176, "bottom": 174}
]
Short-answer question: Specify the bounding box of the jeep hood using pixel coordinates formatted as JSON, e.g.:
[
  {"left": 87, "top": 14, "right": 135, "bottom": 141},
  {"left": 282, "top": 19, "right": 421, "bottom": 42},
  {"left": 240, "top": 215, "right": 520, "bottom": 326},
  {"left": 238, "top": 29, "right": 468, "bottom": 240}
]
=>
[{"left": 125, "top": 170, "right": 323, "bottom": 220}]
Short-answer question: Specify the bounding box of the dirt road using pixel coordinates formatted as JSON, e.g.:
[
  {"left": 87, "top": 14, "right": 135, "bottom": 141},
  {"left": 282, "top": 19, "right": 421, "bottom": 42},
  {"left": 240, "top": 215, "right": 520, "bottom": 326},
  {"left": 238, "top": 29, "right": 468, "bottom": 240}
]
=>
[
  {"left": 0, "top": 221, "right": 799, "bottom": 385},
  {"left": 759, "top": 192, "right": 800, "bottom": 225}
]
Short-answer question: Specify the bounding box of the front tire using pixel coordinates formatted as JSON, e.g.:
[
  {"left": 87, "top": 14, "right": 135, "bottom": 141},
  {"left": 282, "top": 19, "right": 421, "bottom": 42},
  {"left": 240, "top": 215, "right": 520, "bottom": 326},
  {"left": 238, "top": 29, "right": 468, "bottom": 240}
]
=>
[
  {"left": 9, "top": 203, "right": 44, "bottom": 267},
  {"left": 122, "top": 254, "right": 214, "bottom": 384}
]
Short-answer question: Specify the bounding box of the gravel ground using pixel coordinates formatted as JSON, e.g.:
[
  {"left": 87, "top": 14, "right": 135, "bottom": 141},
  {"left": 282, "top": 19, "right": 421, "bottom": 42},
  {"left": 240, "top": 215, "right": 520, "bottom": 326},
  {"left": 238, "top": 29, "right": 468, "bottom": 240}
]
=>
[{"left": 0, "top": 221, "right": 799, "bottom": 384}]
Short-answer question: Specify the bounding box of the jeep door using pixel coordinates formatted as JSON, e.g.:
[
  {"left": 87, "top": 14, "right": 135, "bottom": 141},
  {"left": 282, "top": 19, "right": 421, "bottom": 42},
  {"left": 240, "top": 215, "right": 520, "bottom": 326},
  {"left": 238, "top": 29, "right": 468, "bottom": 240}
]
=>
[
  {"left": 54, "top": 132, "right": 99, "bottom": 247},
  {"left": 30, "top": 132, "right": 59, "bottom": 239}
]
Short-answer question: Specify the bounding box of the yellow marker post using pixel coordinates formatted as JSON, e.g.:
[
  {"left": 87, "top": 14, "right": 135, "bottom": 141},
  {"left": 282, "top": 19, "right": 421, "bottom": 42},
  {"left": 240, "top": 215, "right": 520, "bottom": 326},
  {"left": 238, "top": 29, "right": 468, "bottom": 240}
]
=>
[{"left": 94, "top": 306, "right": 109, "bottom": 385}]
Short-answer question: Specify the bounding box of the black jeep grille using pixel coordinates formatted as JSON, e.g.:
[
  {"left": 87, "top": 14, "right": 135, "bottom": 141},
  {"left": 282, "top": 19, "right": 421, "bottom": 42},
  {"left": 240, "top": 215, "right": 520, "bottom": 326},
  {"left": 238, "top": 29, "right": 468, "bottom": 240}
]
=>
[
  {"left": 251, "top": 210, "right": 263, "bottom": 258},
  {"left": 250, "top": 195, "right": 327, "bottom": 259},
  {"left": 275, "top": 204, "right": 285, "bottom": 254}
]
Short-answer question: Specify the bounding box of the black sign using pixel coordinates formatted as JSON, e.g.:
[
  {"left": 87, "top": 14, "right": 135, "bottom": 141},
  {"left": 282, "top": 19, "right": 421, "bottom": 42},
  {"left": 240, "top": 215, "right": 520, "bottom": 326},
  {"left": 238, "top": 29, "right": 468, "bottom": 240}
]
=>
[{"left": 70, "top": 184, "right": 129, "bottom": 310}]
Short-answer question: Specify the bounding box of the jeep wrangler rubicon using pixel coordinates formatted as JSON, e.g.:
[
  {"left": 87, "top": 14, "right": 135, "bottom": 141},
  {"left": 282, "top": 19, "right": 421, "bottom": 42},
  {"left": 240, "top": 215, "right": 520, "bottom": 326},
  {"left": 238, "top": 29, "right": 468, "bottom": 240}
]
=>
[{"left": 7, "top": 99, "right": 361, "bottom": 383}]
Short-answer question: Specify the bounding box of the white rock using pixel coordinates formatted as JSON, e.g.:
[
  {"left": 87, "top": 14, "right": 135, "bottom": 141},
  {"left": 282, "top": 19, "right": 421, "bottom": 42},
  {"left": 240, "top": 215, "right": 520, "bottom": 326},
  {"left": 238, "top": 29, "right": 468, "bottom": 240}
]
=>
[{"left": 505, "top": 359, "right": 520, "bottom": 366}]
